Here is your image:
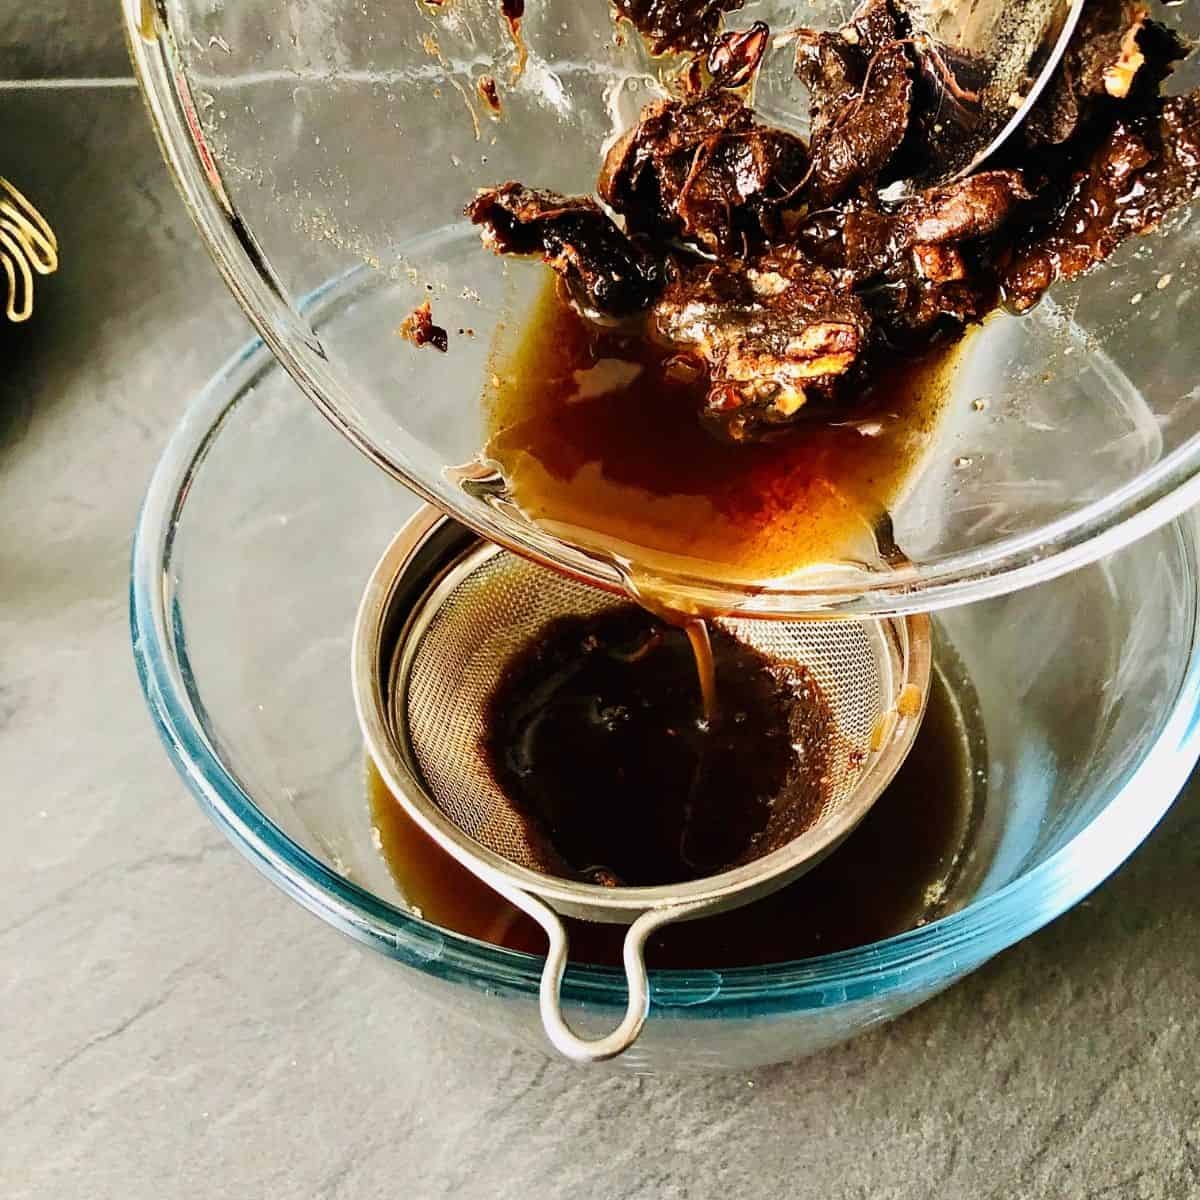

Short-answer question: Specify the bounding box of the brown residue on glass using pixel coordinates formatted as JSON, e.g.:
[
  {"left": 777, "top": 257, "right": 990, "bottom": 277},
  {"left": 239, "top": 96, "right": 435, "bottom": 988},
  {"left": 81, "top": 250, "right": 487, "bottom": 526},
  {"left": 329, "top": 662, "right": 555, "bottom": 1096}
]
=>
[
  {"left": 398, "top": 299, "right": 449, "bottom": 352},
  {"left": 477, "top": 73, "right": 502, "bottom": 114},
  {"left": 500, "top": 0, "right": 528, "bottom": 81}
]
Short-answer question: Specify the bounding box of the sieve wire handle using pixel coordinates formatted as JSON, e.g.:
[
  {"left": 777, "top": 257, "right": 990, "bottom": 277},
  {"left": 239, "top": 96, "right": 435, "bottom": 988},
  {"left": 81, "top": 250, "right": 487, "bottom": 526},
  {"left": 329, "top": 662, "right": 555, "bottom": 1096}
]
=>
[{"left": 495, "top": 885, "right": 716, "bottom": 1063}]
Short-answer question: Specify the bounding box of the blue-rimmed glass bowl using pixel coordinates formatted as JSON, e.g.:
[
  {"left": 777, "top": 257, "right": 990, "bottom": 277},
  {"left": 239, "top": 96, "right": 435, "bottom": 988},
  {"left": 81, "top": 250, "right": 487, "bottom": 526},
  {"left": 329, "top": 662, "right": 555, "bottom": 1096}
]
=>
[{"left": 131, "top": 289, "right": 1200, "bottom": 1070}]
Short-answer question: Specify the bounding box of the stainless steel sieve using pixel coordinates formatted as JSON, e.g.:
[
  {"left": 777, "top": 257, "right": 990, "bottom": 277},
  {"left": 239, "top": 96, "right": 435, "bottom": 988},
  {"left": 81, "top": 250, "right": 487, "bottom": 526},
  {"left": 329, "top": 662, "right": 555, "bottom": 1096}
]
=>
[{"left": 353, "top": 507, "right": 931, "bottom": 1062}]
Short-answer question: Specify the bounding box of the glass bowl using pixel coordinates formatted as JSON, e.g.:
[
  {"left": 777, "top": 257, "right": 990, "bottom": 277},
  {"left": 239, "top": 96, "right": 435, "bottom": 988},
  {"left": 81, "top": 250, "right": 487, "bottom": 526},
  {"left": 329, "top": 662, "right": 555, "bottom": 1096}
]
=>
[
  {"left": 131, "top": 311, "right": 1200, "bottom": 1071},
  {"left": 123, "top": 0, "right": 1200, "bottom": 616}
]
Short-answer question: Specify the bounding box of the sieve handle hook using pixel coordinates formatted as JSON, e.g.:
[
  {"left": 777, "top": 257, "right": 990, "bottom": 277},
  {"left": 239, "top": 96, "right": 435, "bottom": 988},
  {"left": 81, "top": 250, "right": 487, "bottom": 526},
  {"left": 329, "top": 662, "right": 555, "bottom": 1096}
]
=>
[{"left": 497, "top": 887, "right": 713, "bottom": 1063}]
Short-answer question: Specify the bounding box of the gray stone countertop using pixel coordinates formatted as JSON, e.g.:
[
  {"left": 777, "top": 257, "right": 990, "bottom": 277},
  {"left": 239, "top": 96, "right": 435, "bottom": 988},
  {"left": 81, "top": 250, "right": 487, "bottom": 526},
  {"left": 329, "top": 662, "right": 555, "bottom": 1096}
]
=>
[{"left": 2, "top": 79, "right": 1199, "bottom": 1200}]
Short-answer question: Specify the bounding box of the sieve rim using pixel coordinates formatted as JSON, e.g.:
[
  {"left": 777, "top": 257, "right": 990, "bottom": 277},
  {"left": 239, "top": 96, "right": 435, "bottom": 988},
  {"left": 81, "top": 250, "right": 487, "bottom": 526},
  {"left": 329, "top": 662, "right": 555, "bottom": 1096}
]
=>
[{"left": 353, "top": 509, "right": 932, "bottom": 922}]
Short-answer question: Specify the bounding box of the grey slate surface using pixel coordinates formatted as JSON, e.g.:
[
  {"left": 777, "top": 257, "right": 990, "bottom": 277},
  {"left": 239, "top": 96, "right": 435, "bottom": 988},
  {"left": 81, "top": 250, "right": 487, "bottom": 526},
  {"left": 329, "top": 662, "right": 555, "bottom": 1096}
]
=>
[
  {"left": 1, "top": 31, "right": 1199, "bottom": 1200},
  {"left": 0, "top": 2, "right": 130, "bottom": 80}
]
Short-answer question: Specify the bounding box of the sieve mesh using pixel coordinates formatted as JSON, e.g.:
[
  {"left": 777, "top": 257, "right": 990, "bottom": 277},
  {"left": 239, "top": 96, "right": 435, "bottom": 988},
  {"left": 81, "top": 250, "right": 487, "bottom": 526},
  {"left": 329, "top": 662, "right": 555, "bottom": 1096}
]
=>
[{"left": 395, "top": 547, "right": 899, "bottom": 881}]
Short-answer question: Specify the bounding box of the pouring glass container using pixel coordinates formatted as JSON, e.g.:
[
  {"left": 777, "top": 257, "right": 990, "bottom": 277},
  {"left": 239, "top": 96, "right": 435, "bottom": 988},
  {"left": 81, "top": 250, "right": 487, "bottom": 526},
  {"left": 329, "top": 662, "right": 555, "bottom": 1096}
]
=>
[{"left": 123, "top": 0, "right": 1200, "bottom": 617}]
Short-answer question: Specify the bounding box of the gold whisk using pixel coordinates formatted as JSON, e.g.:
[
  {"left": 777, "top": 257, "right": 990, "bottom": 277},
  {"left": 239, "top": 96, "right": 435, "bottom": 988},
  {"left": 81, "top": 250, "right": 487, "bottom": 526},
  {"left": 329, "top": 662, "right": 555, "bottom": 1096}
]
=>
[{"left": 0, "top": 176, "right": 58, "bottom": 323}]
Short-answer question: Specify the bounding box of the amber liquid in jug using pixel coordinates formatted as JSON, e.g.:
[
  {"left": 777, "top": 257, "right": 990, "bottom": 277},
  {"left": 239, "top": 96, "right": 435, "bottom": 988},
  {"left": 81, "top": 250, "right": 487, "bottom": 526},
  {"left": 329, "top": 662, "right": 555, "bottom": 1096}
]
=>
[{"left": 481, "top": 277, "right": 961, "bottom": 585}]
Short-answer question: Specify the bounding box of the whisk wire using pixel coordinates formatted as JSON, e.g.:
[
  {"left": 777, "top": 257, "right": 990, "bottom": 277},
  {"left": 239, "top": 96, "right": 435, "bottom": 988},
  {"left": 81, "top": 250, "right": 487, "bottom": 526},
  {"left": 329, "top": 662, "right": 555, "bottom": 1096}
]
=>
[{"left": 0, "top": 175, "right": 59, "bottom": 323}]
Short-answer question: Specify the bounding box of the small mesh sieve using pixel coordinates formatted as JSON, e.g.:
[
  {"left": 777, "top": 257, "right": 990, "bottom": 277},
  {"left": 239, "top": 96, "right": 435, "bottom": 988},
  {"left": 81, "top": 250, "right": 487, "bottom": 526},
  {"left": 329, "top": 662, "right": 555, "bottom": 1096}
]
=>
[{"left": 354, "top": 509, "right": 931, "bottom": 1062}]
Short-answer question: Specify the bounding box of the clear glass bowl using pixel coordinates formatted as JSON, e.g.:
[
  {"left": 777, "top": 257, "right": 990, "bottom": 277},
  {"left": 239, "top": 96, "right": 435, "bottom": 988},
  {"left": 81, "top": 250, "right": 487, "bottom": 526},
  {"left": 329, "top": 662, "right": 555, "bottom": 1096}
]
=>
[
  {"left": 131, "top": 310, "right": 1200, "bottom": 1070},
  {"left": 123, "top": 0, "right": 1200, "bottom": 616}
]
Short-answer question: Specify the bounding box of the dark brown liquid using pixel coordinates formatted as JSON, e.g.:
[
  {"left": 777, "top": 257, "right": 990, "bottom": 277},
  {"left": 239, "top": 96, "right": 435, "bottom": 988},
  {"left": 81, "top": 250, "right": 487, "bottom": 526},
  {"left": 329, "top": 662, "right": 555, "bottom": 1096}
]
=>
[
  {"left": 483, "top": 277, "right": 961, "bottom": 585},
  {"left": 369, "top": 665, "right": 975, "bottom": 968},
  {"left": 481, "top": 606, "right": 831, "bottom": 887}
]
